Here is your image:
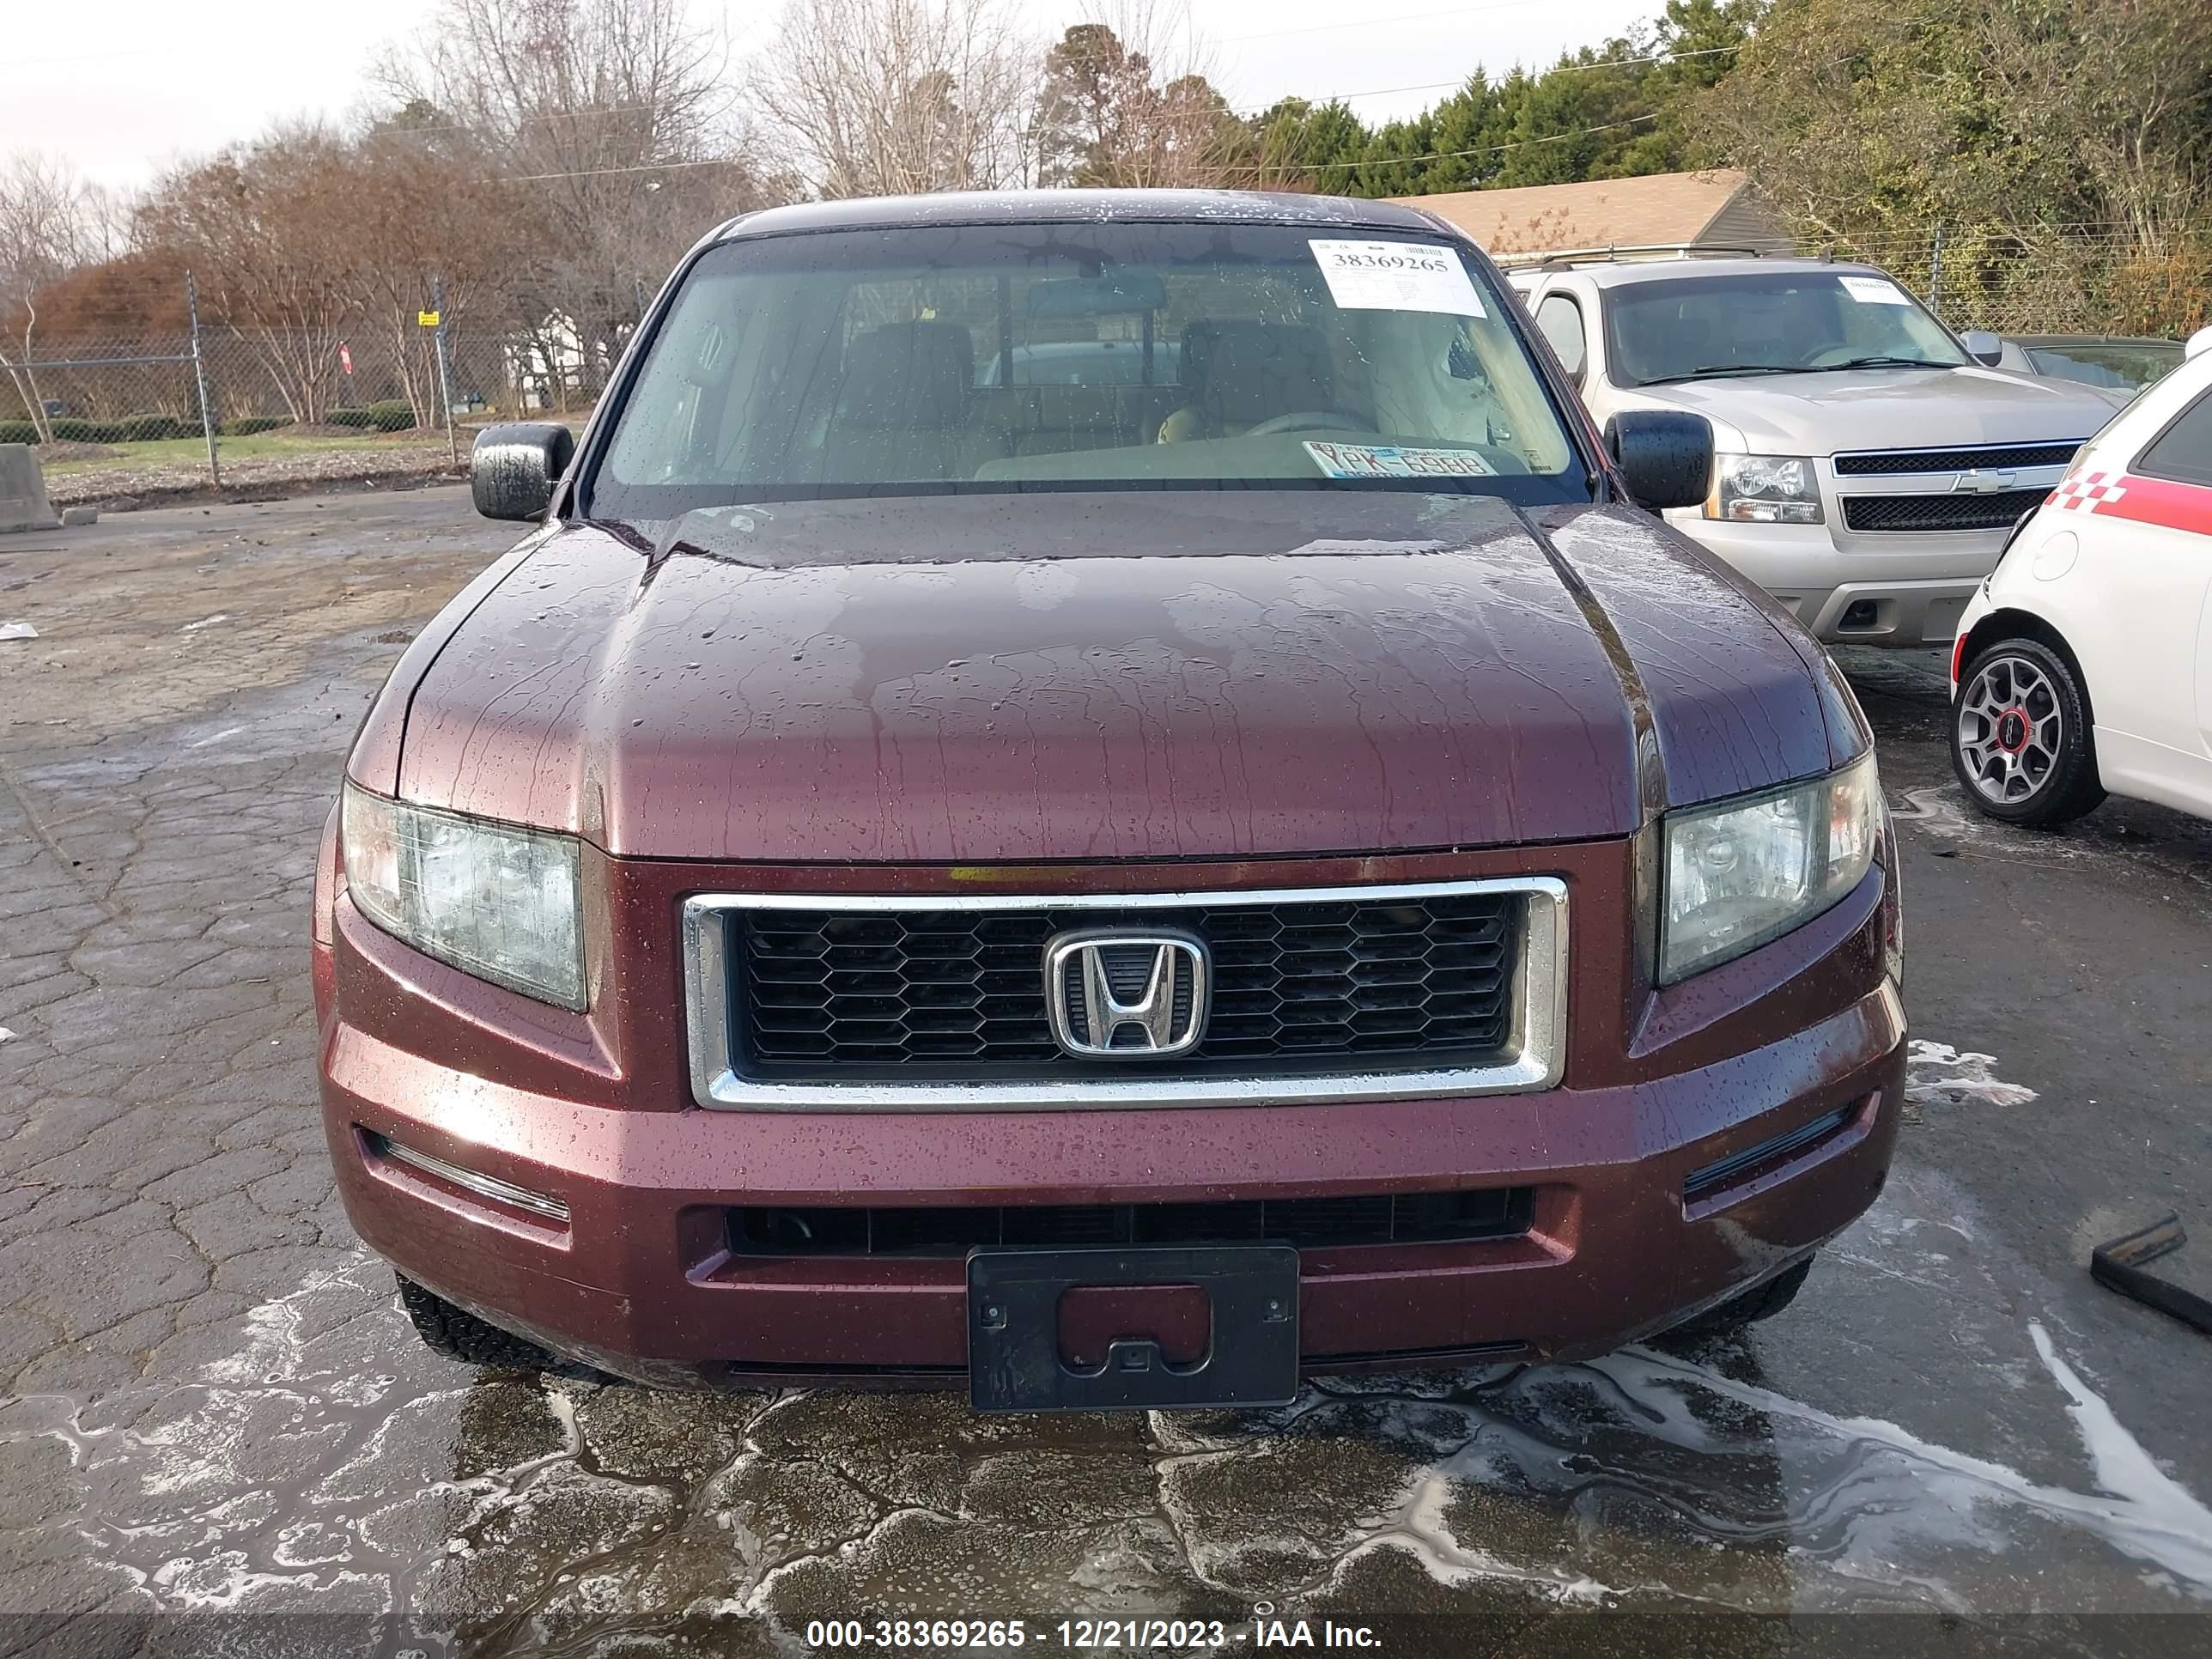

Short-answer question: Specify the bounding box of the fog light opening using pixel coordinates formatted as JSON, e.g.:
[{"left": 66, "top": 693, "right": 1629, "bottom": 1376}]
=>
[
  {"left": 1840, "top": 600, "right": 1881, "bottom": 632},
  {"left": 361, "top": 1128, "right": 570, "bottom": 1224}
]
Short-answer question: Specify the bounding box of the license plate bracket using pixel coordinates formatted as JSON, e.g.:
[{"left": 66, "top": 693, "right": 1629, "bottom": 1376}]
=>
[{"left": 966, "top": 1243, "right": 1299, "bottom": 1413}]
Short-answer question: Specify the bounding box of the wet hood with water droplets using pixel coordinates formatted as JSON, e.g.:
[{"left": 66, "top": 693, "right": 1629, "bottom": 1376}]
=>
[{"left": 372, "top": 492, "right": 1861, "bottom": 861}]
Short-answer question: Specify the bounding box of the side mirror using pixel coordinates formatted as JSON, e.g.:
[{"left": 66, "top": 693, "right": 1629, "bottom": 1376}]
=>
[
  {"left": 471, "top": 422, "right": 575, "bottom": 522},
  {"left": 1603, "top": 410, "right": 1713, "bottom": 513},
  {"left": 2187, "top": 326, "right": 2212, "bottom": 362},
  {"left": 1960, "top": 330, "right": 2004, "bottom": 367}
]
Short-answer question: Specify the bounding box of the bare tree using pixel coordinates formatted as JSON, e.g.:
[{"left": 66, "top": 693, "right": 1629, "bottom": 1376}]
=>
[
  {"left": 375, "top": 0, "right": 783, "bottom": 397},
  {"left": 1033, "top": 3, "right": 1239, "bottom": 189},
  {"left": 139, "top": 126, "right": 361, "bottom": 425},
  {"left": 0, "top": 152, "right": 104, "bottom": 440},
  {"left": 339, "top": 127, "right": 526, "bottom": 424},
  {"left": 754, "top": 0, "right": 1037, "bottom": 198}
]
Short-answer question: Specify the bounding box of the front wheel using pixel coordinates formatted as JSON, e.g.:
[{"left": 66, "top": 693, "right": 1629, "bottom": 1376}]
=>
[
  {"left": 397, "top": 1274, "right": 551, "bottom": 1370},
  {"left": 1950, "top": 638, "right": 2104, "bottom": 827},
  {"left": 1664, "top": 1255, "right": 1815, "bottom": 1340}
]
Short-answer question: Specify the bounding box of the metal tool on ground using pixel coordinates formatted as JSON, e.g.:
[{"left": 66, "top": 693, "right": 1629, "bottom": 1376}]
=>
[{"left": 2090, "top": 1212, "right": 2212, "bottom": 1336}]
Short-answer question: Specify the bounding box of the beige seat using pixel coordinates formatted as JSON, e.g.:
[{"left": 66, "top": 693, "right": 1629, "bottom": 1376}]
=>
[
  {"left": 1158, "top": 321, "right": 1337, "bottom": 442},
  {"left": 819, "top": 322, "right": 987, "bottom": 482}
]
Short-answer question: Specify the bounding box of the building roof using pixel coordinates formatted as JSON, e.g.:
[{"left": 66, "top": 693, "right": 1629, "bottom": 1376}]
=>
[{"left": 1390, "top": 170, "right": 1779, "bottom": 257}]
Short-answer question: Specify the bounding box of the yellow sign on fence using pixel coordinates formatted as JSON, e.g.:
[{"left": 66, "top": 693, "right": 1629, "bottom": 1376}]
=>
[{"left": 417, "top": 309, "right": 441, "bottom": 328}]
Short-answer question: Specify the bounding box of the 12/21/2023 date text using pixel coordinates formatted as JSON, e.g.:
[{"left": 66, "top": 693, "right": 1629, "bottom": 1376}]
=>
[{"left": 800, "top": 1617, "right": 1384, "bottom": 1649}]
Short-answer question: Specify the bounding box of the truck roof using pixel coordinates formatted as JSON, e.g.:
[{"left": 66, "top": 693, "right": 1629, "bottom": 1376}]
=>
[
  {"left": 709, "top": 189, "right": 1451, "bottom": 245},
  {"left": 1523, "top": 256, "right": 1890, "bottom": 289}
]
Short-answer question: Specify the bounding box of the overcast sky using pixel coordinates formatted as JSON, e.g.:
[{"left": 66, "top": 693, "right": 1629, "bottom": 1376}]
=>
[{"left": 3, "top": 0, "right": 1661, "bottom": 195}]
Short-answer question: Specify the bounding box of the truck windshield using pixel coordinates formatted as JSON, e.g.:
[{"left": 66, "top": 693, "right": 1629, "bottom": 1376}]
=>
[
  {"left": 1607, "top": 270, "right": 1969, "bottom": 386},
  {"left": 586, "top": 221, "right": 1585, "bottom": 525}
]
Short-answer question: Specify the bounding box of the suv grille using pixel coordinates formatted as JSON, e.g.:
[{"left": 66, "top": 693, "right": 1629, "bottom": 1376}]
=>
[
  {"left": 1832, "top": 442, "right": 2081, "bottom": 477},
  {"left": 730, "top": 893, "right": 1520, "bottom": 1080},
  {"left": 728, "top": 1188, "right": 1535, "bottom": 1256},
  {"left": 1841, "top": 488, "right": 2048, "bottom": 533}
]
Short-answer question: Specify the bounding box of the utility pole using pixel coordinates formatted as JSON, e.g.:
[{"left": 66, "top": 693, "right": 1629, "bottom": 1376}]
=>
[
  {"left": 430, "top": 275, "right": 459, "bottom": 469},
  {"left": 186, "top": 270, "right": 221, "bottom": 488},
  {"left": 1927, "top": 222, "right": 1945, "bottom": 322}
]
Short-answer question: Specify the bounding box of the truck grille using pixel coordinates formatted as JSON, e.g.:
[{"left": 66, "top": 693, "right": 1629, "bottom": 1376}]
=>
[
  {"left": 732, "top": 893, "right": 1519, "bottom": 1079},
  {"left": 1832, "top": 441, "right": 2081, "bottom": 477},
  {"left": 728, "top": 1187, "right": 1535, "bottom": 1256},
  {"left": 1840, "top": 488, "right": 2048, "bottom": 533}
]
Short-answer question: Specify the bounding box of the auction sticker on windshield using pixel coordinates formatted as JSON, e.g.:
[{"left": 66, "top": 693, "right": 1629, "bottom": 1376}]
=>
[
  {"left": 1309, "top": 240, "right": 1486, "bottom": 315},
  {"left": 1304, "top": 441, "right": 1497, "bottom": 479},
  {"left": 1839, "top": 275, "right": 1912, "bottom": 305}
]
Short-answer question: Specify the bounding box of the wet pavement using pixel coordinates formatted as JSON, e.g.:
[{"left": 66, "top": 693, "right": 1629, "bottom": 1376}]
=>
[{"left": 2, "top": 489, "right": 2209, "bottom": 1656}]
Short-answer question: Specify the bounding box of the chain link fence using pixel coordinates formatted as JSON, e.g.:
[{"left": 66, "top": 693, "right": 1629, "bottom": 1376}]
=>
[
  {"left": 1, "top": 270, "right": 656, "bottom": 501},
  {"left": 1771, "top": 222, "right": 2212, "bottom": 339}
]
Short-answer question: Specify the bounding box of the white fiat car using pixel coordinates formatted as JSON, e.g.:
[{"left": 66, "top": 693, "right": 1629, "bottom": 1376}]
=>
[{"left": 1949, "top": 328, "right": 2212, "bottom": 827}]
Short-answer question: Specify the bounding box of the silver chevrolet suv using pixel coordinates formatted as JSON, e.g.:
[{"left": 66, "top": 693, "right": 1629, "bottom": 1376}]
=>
[{"left": 1507, "top": 252, "right": 2125, "bottom": 645}]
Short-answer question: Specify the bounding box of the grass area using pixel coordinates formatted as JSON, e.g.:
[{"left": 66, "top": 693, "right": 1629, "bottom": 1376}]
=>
[{"left": 36, "top": 429, "right": 448, "bottom": 477}]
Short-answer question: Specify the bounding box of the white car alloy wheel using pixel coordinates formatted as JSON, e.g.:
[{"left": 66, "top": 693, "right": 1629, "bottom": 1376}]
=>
[
  {"left": 1956, "top": 653, "right": 2064, "bottom": 805},
  {"left": 1948, "top": 638, "right": 2106, "bottom": 828}
]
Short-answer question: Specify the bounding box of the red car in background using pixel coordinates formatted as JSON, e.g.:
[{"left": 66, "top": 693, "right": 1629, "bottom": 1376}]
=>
[{"left": 314, "top": 191, "right": 1904, "bottom": 1410}]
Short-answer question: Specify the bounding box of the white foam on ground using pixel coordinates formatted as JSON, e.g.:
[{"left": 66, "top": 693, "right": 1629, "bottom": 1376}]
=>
[{"left": 1905, "top": 1039, "right": 2039, "bottom": 1109}]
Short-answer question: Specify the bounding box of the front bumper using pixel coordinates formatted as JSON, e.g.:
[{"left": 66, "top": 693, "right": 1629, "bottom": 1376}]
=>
[
  {"left": 314, "top": 837, "right": 1906, "bottom": 1389},
  {"left": 1663, "top": 511, "right": 2003, "bottom": 646}
]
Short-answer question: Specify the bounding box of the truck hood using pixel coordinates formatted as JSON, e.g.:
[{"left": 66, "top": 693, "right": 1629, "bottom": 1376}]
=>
[
  {"left": 375, "top": 492, "right": 1852, "bottom": 862},
  {"left": 1637, "top": 365, "right": 2119, "bottom": 456}
]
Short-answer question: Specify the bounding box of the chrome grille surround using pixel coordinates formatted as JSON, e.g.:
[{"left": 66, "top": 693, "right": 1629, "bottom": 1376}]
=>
[{"left": 681, "top": 877, "right": 1567, "bottom": 1110}]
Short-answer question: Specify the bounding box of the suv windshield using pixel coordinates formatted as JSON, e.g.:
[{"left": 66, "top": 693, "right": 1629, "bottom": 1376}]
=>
[
  {"left": 1607, "top": 270, "right": 1968, "bottom": 386},
  {"left": 587, "top": 221, "right": 1583, "bottom": 525}
]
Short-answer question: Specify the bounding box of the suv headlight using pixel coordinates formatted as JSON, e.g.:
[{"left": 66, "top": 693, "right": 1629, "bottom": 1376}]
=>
[
  {"left": 1705, "top": 453, "right": 1824, "bottom": 524},
  {"left": 340, "top": 782, "right": 586, "bottom": 1010},
  {"left": 1661, "top": 753, "right": 1880, "bottom": 981}
]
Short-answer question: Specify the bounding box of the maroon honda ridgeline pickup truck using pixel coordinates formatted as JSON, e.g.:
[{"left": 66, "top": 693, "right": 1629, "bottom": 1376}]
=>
[{"left": 314, "top": 191, "right": 1905, "bottom": 1411}]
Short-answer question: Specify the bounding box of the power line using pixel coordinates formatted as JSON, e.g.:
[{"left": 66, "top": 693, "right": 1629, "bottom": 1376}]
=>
[
  {"left": 1212, "top": 112, "right": 1662, "bottom": 178},
  {"left": 489, "top": 112, "right": 1667, "bottom": 186},
  {"left": 1221, "top": 0, "right": 1557, "bottom": 43},
  {"left": 1236, "top": 45, "right": 1746, "bottom": 112}
]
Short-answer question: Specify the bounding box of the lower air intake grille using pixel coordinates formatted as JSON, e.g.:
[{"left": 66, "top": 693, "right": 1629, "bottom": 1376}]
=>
[
  {"left": 728, "top": 1188, "right": 1536, "bottom": 1257},
  {"left": 1841, "top": 488, "right": 2048, "bottom": 532}
]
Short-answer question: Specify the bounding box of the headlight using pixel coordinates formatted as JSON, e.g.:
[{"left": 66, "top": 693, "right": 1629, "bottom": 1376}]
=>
[
  {"left": 340, "top": 782, "right": 586, "bottom": 1010},
  {"left": 1660, "top": 753, "right": 1880, "bottom": 981},
  {"left": 1705, "top": 453, "right": 1824, "bottom": 524}
]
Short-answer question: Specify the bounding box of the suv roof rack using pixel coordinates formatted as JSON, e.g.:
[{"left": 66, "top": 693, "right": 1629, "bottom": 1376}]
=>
[{"left": 1493, "top": 243, "right": 1774, "bottom": 271}]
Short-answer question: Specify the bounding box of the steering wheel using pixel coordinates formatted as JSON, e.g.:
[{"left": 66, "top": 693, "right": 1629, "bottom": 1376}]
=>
[{"left": 1241, "top": 410, "right": 1375, "bottom": 437}]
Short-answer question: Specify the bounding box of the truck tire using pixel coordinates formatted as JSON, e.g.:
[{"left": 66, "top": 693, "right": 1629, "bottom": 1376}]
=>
[
  {"left": 396, "top": 1273, "right": 551, "bottom": 1370},
  {"left": 1666, "top": 1255, "right": 1814, "bottom": 1340}
]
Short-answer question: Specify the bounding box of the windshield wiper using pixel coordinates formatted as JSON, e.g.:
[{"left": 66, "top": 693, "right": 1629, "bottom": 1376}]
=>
[
  {"left": 1816, "top": 355, "right": 1955, "bottom": 372},
  {"left": 1649, "top": 363, "right": 1804, "bottom": 383}
]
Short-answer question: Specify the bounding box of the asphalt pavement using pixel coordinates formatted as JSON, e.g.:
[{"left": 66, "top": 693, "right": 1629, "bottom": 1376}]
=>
[{"left": 1, "top": 489, "right": 2208, "bottom": 1657}]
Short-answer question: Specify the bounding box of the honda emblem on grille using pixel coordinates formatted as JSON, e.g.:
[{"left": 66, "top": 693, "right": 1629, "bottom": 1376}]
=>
[
  {"left": 1043, "top": 928, "right": 1210, "bottom": 1059},
  {"left": 1954, "top": 467, "right": 2016, "bottom": 494}
]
